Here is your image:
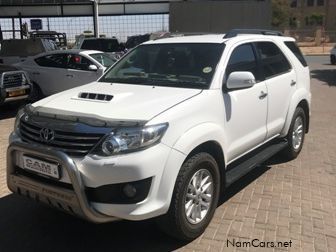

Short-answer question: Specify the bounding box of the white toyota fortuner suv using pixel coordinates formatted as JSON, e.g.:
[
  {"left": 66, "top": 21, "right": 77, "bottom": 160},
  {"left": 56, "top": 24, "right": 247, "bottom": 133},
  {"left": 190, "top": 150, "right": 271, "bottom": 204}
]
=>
[{"left": 7, "top": 29, "right": 311, "bottom": 241}]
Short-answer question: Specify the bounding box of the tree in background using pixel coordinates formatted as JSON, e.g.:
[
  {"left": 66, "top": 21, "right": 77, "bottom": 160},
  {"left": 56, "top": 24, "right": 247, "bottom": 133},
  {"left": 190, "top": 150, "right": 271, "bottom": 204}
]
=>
[
  {"left": 306, "top": 13, "right": 324, "bottom": 26},
  {"left": 272, "top": 0, "right": 290, "bottom": 28}
]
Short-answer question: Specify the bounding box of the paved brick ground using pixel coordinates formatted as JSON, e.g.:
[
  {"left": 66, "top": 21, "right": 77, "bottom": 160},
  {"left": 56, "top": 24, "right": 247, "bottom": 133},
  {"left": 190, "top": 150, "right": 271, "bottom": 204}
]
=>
[{"left": 0, "top": 57, "right": 335, "bottom": 252}]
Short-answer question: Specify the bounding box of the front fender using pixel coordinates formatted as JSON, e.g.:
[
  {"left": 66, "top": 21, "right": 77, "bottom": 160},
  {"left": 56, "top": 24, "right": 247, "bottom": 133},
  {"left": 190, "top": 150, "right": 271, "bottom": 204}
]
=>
[
  {"left": 172, "top": 122, "right": 227, "bottom": 162},
  {"left": 156, "top": 122, "right": 227, "bottom": 213}
]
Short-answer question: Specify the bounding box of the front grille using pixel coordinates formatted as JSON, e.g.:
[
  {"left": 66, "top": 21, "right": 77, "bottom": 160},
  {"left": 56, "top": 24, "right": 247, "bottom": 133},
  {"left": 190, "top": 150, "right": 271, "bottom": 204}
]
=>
[
  {"left": 20, "top": 119, "right": 105, "bottom": 157},
  {"left": 3, "top": 72, "right": 24, "bottom": 88}
]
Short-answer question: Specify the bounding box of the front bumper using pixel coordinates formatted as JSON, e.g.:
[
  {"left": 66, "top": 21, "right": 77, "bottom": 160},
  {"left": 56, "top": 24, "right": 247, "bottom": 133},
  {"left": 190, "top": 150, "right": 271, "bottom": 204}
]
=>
[
  {"left": 7, "top": 135, "right": 186, "bottom": 222},
  {"left": 7, "top": 140, "right": 119, "bottom": 223}
]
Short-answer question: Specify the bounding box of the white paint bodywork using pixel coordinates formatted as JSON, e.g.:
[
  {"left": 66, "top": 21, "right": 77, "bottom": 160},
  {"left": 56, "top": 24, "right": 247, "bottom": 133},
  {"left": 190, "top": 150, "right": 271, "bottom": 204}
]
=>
[
  {"left": 15, "top": 50, "right": 106, "bottom": 96},
  {"left": 11, "top": 34, "right": 311, "bottom": 220}
]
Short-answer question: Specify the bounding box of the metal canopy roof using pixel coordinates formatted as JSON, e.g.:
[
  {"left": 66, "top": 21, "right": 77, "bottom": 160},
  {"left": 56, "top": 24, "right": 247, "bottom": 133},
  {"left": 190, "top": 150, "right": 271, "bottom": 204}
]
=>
[{"left": 0, "top": 0, "right": 178, "bottom": 18}]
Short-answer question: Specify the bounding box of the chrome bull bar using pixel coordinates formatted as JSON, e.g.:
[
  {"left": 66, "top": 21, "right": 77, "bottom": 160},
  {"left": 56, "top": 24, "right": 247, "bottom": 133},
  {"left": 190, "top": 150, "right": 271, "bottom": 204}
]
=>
[{"left": 7, "top": 140, "right": 119, "bottom": 223}]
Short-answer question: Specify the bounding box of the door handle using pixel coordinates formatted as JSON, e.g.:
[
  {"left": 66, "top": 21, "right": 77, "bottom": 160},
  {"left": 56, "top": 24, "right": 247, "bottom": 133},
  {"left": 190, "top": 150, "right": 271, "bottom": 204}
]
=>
[
  {"left": 290, "top": 80, "right": 296, "bottom": 86},
  {"left": 66, "top": 74, "right": 74, "bottom": 78},
  {"left": 259, "top": 91, "right": 268, "bottom": 99}
]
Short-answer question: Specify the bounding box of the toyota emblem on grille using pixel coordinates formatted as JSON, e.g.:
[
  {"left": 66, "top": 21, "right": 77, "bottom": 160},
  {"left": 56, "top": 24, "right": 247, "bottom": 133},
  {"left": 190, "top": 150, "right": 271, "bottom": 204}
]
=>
[{"left": 40, "top": 128, "right": 55, "bottom": 142}]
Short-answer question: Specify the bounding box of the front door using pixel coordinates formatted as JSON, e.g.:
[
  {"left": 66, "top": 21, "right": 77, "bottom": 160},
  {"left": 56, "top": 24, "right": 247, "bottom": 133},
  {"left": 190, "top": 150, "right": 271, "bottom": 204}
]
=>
[
  {"left": 66, "top": 54, "right": 102, "bottom": 88},
  {"left": 222, "top": 43, "right": 268, "bottom": 162}
]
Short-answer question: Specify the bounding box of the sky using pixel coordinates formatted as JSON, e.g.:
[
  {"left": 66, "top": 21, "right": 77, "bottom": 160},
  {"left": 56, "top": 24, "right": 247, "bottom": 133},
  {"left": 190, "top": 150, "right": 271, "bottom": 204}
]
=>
[{"left": 0, "top": 14, "right": 169, "bottom": 43}]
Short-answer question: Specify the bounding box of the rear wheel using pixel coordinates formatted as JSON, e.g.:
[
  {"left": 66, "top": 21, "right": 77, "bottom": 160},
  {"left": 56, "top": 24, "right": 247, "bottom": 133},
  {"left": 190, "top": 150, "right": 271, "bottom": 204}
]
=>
[
  {"left": 157, "top": 152, "right": 220, "bottom": 241},
  {"left": 282, "top": 107, "right": 306, "bottom": 159}
]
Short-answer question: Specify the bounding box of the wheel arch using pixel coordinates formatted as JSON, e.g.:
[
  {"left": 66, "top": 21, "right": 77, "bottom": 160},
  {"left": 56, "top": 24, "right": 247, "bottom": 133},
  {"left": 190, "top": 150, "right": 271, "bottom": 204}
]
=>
[
  {"left": 157, "top": 124, "right": 228, "bottom": 214},
  {"left": 281, "top": 89, "right": 311, "bottom": 136},
  {"left": 184, "top": 141, "right": 226, "bottom": 187},
  {"left": 297, "top": 99, "right": 310, "bottom": 133}
]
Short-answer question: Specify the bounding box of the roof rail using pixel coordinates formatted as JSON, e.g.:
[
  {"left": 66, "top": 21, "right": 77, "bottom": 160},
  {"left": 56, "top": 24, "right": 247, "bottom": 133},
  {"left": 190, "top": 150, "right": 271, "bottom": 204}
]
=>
[
  {"left": 152, "top": 32, "right": 215, "bottom": 40},
  {"left": 223, "top": 29, "right": 283, "bottom": 39}
]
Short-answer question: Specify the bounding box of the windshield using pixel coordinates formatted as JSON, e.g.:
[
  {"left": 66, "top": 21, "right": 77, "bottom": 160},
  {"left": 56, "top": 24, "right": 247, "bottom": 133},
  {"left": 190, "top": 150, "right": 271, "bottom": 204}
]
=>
[
  {"left": 99, "top": 43, "right": 224, "bottom": 89},
  {"left": 90, "top": 53, "right": 116, "bottom": 68}
]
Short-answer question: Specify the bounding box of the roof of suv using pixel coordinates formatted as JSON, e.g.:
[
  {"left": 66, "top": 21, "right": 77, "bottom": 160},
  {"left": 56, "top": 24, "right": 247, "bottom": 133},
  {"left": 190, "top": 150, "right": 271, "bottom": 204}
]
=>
[{"left": 144, "top": 33, "right": 295, "bottom": 45}]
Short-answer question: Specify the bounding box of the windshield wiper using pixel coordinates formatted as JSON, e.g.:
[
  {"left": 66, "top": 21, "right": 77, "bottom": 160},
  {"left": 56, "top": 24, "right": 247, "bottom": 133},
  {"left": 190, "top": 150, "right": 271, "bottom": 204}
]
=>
[
  {"left": 101, "top": 77, "right": 147, "bottom": 84},
  {"left": 167, "top": 79, "right": 208, "bottom": 88}
]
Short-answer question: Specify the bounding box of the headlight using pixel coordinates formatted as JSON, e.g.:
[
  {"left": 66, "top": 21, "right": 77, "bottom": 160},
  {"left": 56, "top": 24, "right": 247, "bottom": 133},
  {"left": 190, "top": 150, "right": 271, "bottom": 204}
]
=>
[
  {"left": 92, "top": 123, "right": 168, "bottom": 156},
  {"left": 14, "top": 107, "right": 25, "bottom": 133}
]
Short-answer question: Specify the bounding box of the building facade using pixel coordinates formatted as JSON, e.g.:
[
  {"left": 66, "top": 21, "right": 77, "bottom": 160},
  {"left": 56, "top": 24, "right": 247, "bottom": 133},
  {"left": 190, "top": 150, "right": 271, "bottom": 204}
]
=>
[
  {"left": 289, "top": 0, "right": 336, "bottom": 29},
  {"left": 169, "top": 0, "right": 272, "bottom": 33}
]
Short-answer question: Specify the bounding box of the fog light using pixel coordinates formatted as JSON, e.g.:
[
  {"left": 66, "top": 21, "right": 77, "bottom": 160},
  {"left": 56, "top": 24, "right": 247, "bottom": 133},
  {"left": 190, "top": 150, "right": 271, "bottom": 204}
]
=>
[{"left": 123, "top": 184, "right": 137, "bottom": 198}]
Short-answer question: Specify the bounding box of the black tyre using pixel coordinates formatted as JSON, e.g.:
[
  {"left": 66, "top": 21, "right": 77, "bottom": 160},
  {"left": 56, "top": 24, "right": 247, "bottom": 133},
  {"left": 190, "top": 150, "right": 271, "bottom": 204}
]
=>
[
  {"left": 29, "top": 82, "right": 43, "bottom": 102},
  {"left": 157, "top": 152, "right": 220, "bottom": 241},
  {"left": 331, "top": 55, "right": 336, "bottom": 65},
  {"left": 282, "top": 107, "right": 306, "bottom": 159}
]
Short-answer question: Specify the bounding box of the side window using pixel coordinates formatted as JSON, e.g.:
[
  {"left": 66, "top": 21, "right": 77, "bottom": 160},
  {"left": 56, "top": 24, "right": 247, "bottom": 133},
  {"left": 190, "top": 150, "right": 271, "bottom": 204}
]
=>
[
  {"left": 256, "top": 42, "right": 292, "bottom": 79},
  {"left": 34, "top": 54, "right": 67, "bottom": 68},
  {"left": 226, "top": 43, "right": 261, "bottom": 82},
  {"left": 66, "top": 54, "right": 94, "bottom": 71}
]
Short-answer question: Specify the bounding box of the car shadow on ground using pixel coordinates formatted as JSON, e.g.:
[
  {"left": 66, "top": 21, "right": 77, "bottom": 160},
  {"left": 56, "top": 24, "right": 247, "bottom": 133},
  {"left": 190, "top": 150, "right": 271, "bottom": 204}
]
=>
[
  {"left": 0, "top": 194, "right": 187, "bottom": 252},
  {"left": 0, "top": 155, "right": 287, "bottom": 252},
  {"left": 310, "top": 69, "right": 336, "bottom": 86}
]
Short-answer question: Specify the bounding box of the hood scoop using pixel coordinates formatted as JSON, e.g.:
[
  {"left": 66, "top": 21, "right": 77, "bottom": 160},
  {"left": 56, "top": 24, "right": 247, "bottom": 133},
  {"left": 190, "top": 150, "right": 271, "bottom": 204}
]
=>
[{"left": 78, "top": 92, "right": 113, "bottom": 101}]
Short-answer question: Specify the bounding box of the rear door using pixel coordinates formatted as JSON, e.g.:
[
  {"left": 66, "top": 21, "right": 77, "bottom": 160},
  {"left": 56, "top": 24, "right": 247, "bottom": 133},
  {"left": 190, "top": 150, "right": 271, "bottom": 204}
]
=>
[
  {"left": 254, "top": 41, "right": 296, "bottom": 139},
  {"left": 31, "top": 53, "right": 69, "bottom": 95}
]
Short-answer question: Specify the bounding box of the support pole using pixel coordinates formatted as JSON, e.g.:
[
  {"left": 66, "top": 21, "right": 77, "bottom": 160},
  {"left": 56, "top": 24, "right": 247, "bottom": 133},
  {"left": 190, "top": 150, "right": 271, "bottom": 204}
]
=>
[
  {"left": 19, "top": 12, "right": 23, "bottom": 39},
  {"left": 47, "top": 18, "right": 50, "bottom": 31},
  {"left": 92, "top": 0, "right": 99, "bottom": 38},
  {"left": 11, "top": 17, "right": 15, "bottom": 39}
]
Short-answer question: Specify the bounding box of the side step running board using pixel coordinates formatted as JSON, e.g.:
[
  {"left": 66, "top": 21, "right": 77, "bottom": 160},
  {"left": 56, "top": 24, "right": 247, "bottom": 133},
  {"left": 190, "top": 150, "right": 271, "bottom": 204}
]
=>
[{"left": 225, "top": 140, "right": 288, "bottom": 186}]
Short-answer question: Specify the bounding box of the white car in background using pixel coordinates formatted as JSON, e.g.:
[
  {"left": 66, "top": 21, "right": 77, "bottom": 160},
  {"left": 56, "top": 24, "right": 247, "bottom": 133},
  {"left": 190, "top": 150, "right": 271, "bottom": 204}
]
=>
[
  {"left": 331, "top": 45, "right": 336, "bottom": 65},
  {"left": 16, "top": 49, "right": 116, "bottom": 98}
]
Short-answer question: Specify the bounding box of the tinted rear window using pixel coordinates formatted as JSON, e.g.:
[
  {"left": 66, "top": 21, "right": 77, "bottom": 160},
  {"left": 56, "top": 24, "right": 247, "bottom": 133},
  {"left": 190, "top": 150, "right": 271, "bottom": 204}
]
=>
[
  {"left": 284, "top": 41, "right": 308, "bottom": 67},
  {"left": 81, "top": 39, "right": 120, "bottom": 52}
]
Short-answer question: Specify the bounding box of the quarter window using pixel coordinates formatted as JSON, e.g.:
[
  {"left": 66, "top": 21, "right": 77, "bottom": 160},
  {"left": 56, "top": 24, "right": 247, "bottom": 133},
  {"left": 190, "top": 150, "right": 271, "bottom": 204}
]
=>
[
  {"left": 226, "top": 43, "right": 261, "bottom": 82},
  {"left": 284, "top": 41, "right": 308, "bottom": 67},
  {"left": 255, "top": 42, "right": 291, "bottom": 79}
]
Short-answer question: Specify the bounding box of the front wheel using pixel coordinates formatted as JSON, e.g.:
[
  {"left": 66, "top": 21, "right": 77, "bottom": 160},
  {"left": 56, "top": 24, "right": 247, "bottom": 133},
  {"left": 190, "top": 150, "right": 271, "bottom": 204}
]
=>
[
  {"left": 157, "top": 152, "right": 220, "bottom": 241},
  {"left": 29, "top": 82, "right": 43, "bottom": 102},
  {"left": 282, "top": 107, "right": 306, "bottom": 159}
]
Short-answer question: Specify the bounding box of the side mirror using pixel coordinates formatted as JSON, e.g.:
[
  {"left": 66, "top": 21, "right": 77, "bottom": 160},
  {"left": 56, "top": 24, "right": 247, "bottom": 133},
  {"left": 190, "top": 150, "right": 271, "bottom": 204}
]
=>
[
  {"left": 226, "top": 71, "right": 256, "bottom": 90},
  {"left": 88, "top": 65, "right": 98, "bottom": 71}
]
